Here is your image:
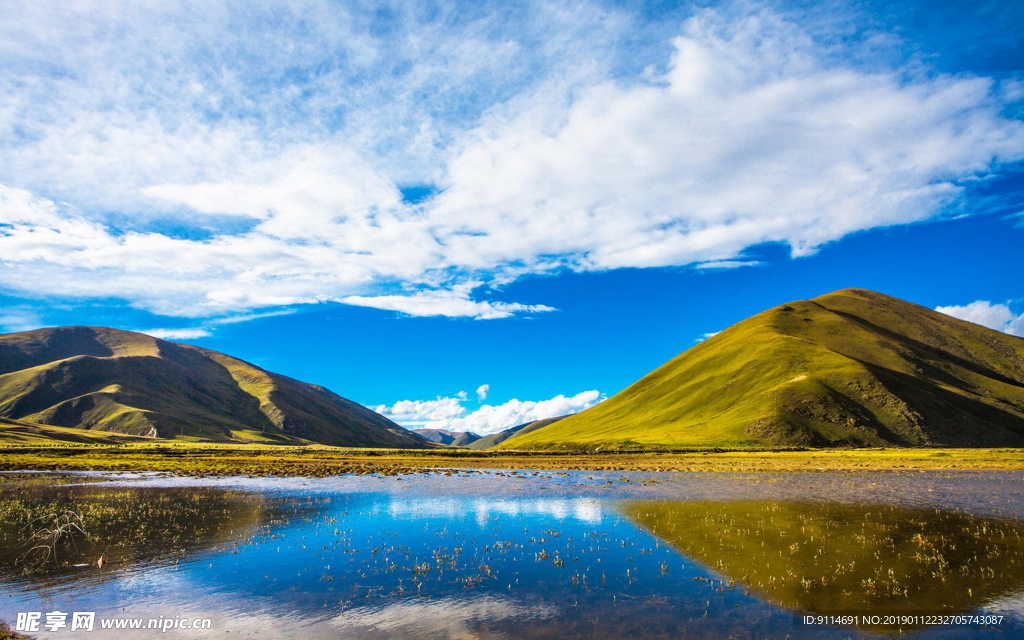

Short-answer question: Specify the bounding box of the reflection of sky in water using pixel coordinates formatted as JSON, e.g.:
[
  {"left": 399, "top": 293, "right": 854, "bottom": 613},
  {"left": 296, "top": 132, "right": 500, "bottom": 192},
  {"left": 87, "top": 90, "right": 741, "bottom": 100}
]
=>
[
  {"left": 388, "top": 497, "right": 604, "bottom": 525},
  {"left": 3, "top": 472, "right": 1024, "bottom": 638}
]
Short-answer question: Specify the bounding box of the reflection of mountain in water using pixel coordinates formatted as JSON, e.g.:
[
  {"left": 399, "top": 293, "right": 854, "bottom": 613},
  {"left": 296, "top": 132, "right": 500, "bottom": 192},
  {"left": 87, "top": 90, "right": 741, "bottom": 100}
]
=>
[
  {"left": 625, "top": 500, "right": 1024, "bottom": 626},
  {"left": 0, "top": 482, "right": 272, "bottom": 588}
]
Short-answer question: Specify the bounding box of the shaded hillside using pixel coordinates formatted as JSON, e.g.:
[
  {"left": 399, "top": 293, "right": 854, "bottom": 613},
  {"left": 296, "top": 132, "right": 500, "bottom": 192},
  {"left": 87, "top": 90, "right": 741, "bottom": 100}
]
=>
[
  {"left": 0, "top": 326, "right": 427, "bottom": 448},
  {"left": 465, "top": 416, "right": 568, "bottom": 450},
  {"left": 412, "top": 428, "right": 482, "bottom": 446},
  {"left": 500, "top": 289, "right": 1024, "bottom": 450}
]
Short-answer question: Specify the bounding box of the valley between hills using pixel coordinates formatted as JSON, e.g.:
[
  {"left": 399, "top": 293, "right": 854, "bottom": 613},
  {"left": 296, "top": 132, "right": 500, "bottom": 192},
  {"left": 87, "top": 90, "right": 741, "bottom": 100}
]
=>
[{"left": 2, "top": 288, "right": 1023, "bottom": 474}]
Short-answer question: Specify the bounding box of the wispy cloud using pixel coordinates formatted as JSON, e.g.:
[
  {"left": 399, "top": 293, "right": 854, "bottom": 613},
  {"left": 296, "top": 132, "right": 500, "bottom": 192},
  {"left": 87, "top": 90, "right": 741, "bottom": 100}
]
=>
[
  {"left": 139, "top": 327, "right": 213, "bottom": 340},
  {"left": 936, "top": 300, "right": 1024, "bottom": 336},
  {"left": 342, "top": 291, "right": 556, "bottom": 320},
  {"left": 1, "top": 3, "right": 1021, "bottom": 321},
  {"left": 0, "top": 306, "right": 43, "bottom": 333},
  {"left": 375, "top": 389, "right": 602, "bottom": 435}
]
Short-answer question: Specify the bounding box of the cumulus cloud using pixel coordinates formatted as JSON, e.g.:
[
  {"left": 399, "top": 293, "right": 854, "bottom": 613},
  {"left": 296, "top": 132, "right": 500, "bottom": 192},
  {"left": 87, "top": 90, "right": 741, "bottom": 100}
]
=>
[
  {"left": 0, "top": 4, "right": 1022, "bottom": 321},
  {"left": 476, "top": 384, "right": 490, "bottom": 401},
  {"left": 430, "top": 11, "right": 1023, "bottom": 274},
  {"left": 375, "top": 390, "right": 603, "bottom": 435},
  {"left": 936, "top": 301, "right": 1024, "bottom": 336}
]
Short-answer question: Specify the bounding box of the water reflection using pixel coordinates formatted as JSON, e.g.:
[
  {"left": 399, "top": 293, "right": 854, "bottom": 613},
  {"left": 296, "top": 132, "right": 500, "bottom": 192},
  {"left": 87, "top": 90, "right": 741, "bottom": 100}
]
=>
[
  {"left": 0, "top": 480, "right": 272, "bottom": 588},
  {"left": 3, "top": 474, "right": 1024, "bottom": 638},
  {"left": 625, "top": 500, "right": 1024, "bottom": 629},
  {"left": 388, "top": 497, "right": 604, "bottom": 525},
  {"left": 330, "top": 594, "right": 559, "bottom": 638}
]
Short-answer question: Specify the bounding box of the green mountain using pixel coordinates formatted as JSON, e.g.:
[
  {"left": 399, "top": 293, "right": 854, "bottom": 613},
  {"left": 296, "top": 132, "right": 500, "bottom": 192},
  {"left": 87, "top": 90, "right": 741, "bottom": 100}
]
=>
[
  {"left": 0, "top": 326, "right": 426, "bottom": 448},
  {"left": 465, "top": 415, "right": 568, "bottom": 450},
  {"left": 500, "top": 288, "right": 1024, "bottom": 450}
]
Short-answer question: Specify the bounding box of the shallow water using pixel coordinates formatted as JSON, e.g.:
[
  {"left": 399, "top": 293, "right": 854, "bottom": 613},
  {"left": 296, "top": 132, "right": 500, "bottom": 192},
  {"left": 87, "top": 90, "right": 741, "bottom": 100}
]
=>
[{"left": 2, "top": 470, "right": 1024, "bottom": 638}]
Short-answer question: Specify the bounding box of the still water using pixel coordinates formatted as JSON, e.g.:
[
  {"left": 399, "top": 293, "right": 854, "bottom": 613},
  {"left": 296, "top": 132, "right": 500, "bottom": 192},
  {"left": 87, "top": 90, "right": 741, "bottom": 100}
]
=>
[{"left": 2, "top": 470, "right": 1024, "bottom": 638}]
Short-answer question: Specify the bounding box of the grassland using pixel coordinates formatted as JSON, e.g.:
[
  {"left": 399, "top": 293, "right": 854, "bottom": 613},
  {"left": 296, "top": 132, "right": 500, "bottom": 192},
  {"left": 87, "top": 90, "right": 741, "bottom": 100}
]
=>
[{"left": 1, "top": 443, "right": 1024, "bottom": 476}]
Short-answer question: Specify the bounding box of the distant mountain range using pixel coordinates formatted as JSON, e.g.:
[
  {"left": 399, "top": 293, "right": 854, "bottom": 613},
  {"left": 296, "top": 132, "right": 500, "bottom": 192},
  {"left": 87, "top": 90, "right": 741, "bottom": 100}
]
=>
[
  {"left": 0, "top": 326, "right": 426, "bottom": 448},
  {"left": 411, "top": 419, "right": 573, "bottom": 448},
  {"left": 500, "top": 289, "right": 1024, "bottom": 450},
  {"left": 412, "top": 428, "right": 483, "bottom": 446},
  {"left": 464, "top": 416, "right": 568, "bottom": 449}
]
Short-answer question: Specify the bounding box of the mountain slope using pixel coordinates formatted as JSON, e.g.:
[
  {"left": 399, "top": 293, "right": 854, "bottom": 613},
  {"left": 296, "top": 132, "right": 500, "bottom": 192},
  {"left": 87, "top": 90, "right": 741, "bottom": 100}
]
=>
[
  {"left": 499, "top": 289, "right": 1024, "bottom": 450},
  {"left": 0, "top": 326, "right": 426, "bottom": 448},
  {"left": 465, "top": 416, "right": 568, "bottom": 450}
]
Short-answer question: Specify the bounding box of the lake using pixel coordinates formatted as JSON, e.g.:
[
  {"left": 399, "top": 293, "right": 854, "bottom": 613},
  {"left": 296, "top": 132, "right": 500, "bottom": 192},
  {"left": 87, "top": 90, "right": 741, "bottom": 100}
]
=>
[{"left": 2, "top": 469, "right": 1024, "bottom": 638}]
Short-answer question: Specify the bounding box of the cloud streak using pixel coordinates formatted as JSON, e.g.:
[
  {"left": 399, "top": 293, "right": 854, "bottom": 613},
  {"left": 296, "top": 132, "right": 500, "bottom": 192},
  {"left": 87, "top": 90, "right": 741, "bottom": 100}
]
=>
[{"left": 1, "top": 3, "right": 1021, "bottom": 321}]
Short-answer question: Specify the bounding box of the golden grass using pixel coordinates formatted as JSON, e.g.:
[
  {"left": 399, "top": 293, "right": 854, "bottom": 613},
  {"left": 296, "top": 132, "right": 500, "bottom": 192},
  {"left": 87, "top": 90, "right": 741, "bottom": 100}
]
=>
[{"left": 1, "top": 445, "right": 1023, "bottom": 476}]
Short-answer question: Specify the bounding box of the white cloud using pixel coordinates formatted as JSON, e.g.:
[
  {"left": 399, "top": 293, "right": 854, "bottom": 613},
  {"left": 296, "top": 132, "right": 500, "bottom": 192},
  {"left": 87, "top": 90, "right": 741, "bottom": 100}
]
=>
[
  {"left": 0, "top": 5, "right": 1022, "bottom": 321},
  {"left": 374, "top": 397, "right": 467, "bottom": 424},
  {"left": 341, "top": 292, "right": 556, "bottom": 320},
  {"left": 936, "top": 301, "right": 1024, "bottom": 336},
  {"left": 696, "top": 260, "right": 761, "bottom": 270},
  {"left": 376, "top": 390, "right": 603, "bottom": 435},
  {"left": 139, "top": 328, "right": 213, "bottom": 340},
  {"left": 430, "top": 11, "right": 1024, "bottom": 274},
  {"left": 696, "top": 331, "right": 721, "bottom": 342},
  {"left": 476, "top": 384, "right": 490, "bottom": 401},
  {"left": 208, "top": 309, "right": 296, "bottom": 325}
]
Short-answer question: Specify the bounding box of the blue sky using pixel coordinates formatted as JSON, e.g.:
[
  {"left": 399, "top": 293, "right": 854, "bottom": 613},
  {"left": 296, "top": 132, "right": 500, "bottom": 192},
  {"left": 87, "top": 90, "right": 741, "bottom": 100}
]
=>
[{"left": 1, "top": 0, "right": 1022, "bottom": 435}]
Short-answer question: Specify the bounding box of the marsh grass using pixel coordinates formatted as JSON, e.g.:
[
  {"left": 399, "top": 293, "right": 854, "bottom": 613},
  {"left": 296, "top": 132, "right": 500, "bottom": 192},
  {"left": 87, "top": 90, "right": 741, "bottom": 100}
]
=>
[
  {"left": 19, "top": 509, "right": 87, "bottom": 571},
  {"left": 0, "top": 484, "right": 269, "bottom": 579},
  {"left": 0, "top": 620, "right": 32, "bottom": 640},
  {"left": 1, "top": 445, "right": 1023, "bottom": 476}
]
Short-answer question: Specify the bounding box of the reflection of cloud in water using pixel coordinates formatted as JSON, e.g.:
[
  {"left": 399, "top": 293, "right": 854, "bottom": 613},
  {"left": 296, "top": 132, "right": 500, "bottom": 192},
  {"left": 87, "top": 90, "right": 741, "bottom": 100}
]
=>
[
  {"left": 987, "top": 589, "right": 1024, "bottom": 616},
  {"left": 387, "top": 497, "right": 603, "bottom": 524},
  {"left": 331, "top": 595, "right": 558, "bottom": 638}
]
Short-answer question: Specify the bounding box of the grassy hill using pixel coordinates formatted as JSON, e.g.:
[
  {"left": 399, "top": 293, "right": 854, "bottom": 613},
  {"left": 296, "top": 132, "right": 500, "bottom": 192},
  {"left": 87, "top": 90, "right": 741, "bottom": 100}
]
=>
[
  {"left": 0, "top": 326, "right": 427, "bottom": 448},
  {"left": 0, "top": 415, "right": 151, "bottom": 445},
  {"left": 499, "top": 289, "right": 1024, "bottom": 450}
]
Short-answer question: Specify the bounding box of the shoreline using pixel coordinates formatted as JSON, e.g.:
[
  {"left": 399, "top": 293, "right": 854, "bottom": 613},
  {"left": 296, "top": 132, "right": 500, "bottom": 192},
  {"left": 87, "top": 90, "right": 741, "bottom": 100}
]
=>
[{"left": 2, "top": 445, "right": 1023, "bottom": 477}]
